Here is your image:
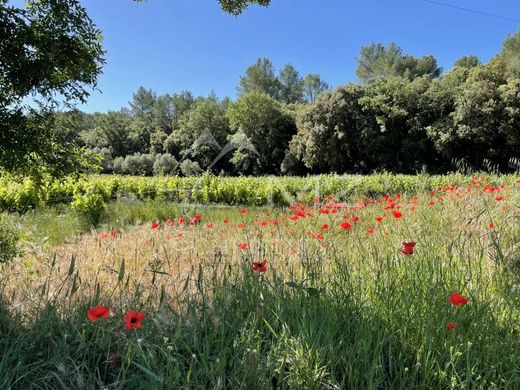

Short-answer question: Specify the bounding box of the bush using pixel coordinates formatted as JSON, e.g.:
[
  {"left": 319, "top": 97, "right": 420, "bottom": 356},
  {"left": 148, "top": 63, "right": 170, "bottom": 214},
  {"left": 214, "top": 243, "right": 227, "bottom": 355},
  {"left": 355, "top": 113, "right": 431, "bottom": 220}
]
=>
[
  {"left": 123, "top": 154, "right": 156, "bottom": 176},
  {"left": 71, "top": 193, "right": 106, "bottom": 228},
  {"left": 0, "top": 217, "right": 19, "bottom": 263},
  {"left": 153, "top": 154, "right": 179, "bottom": 176},
  {"left": 112, "top": 157, "right": 125, "bottom": 174},
  {"left": 180, "top": 159, "right": 203, "bottom": 176}
]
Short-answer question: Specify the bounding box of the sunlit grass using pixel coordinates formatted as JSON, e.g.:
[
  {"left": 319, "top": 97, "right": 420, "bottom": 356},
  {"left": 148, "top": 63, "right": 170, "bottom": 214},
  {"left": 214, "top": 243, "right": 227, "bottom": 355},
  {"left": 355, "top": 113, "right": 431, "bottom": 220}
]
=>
[{"left": 0, "top": 177, "right": 519, "bottom": 388}]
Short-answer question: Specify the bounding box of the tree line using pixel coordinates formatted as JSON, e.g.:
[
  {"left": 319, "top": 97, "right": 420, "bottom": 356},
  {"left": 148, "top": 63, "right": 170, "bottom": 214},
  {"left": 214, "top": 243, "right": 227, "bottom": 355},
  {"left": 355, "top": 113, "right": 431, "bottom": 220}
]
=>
[
  {"left": 2, "top": 0, "right": 519, "bottom": 178},
  {"left": 63, "top": 30, "right": 520, "bottom": 176}
]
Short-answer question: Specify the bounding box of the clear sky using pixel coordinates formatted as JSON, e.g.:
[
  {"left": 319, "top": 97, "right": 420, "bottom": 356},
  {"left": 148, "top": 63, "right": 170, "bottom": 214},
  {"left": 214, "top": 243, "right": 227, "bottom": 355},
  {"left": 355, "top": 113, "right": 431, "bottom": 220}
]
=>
[{"left": 76, "top": 0, "right": 519, "bottom": 112}]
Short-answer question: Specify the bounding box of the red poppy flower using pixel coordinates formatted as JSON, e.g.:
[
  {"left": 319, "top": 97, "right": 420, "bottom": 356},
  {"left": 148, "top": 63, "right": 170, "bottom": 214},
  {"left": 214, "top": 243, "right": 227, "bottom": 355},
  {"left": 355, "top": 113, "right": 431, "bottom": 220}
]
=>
[
  {"left": 87, "top": 305, "right": 110, "bottom": 322},
  {"left": 428, "top": 200, "right": 435, "bottom": 206},
  {"left": 261, "top": 221, "right": 268, "bottom": 227},
  {"left": 238, "top": 223, "right": 246, "bottom": 228},
  {"left": 367, "top": 227, "right": 375, "bottom": 234},
  {"left": 110, "top": 230, "right": 118, "bottom": 238},
  {"left": 240, "top": 208, "right": 248, "bottom": 214},
  {"left": 166, "top": 219, "right": 174, "bottom": 226},
  {"left": 488, "top": 223, "right": 494, "bottom": 229},
  {"left": 352, "top": 216, "right": 360, "bottom": 222},
  {"left": 252, "top": 260, "right": 268, "bottom": 273},
  {"left": 124, "top": 311, "right": 145, "bottom": 330},
  {"left": 375, "top": 216, "right": 384, "bottom": 223},
  {"left": 238, "top": 242, "right": 249, "bottom": 250},
  {"left": 446, "top": 322, "right": 456, "bottom": 330},
  {"left": 448, "top": 292, "right": 469, "bottom": 306},
  {"left": 193, "top": 214, "right": 202, "bottom": 220},
  {"left": 178, "top": 217, "right": 185, "bottom": 225},
  {"left": 206, "top": 223, "right": 213, "bottom": 229},
  {"left": 326, "top": 195, "right": 334, "bottom": 200},
  {"left": 401, "top": 241, "right": 416, "bottom": 255},
  {"left": 151, "top": 222, "right": 160, "bottom": 230},
  {"left": 495, "top": 197, "right": 504, "bottom": 202},
  {"left": 340, "top": 221, "right": 352, "bottom": 231},
  {"left": 320, "top": 223, "right": 329, "bottom": 231},
  {"left": 392, "top": 211, "right": 403, "bottom": 219},
  {"left": 223, "top": 219, "right": 229, "bottom": 224}
]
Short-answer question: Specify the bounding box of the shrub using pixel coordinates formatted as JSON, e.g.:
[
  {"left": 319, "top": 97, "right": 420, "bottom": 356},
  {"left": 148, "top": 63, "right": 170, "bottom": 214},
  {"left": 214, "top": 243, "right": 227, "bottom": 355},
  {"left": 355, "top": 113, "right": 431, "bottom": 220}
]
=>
[
  {"left": 71, "top": 193, "right": 106, "bottom": 228},
  {"left": 112, "top": 156, "right": 125, "bottom": 174},
  {"left": 153, "top": 154, "right": 179, "bottom": 176},
  {"left": 180, "top": 159, "right": 203, "bottom": 176},
  {"left": 0, "top": 217, "right": 19, "bottom": 263}
]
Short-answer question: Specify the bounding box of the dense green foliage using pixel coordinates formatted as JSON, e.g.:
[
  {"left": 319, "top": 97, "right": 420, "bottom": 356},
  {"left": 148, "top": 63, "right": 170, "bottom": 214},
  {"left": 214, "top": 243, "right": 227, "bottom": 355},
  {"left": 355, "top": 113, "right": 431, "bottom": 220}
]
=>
[
  {"left": 0, "top": 0, "right": 105, "bottom": 177},
  {"left": 0, "top": 217, "right": 18, "bottom": 263},
  {"left": 0, "top": 172, "right": 516, "bottom": 212},
  {"left": 41, "top": 31, "right": 520, "bottom": 177}
]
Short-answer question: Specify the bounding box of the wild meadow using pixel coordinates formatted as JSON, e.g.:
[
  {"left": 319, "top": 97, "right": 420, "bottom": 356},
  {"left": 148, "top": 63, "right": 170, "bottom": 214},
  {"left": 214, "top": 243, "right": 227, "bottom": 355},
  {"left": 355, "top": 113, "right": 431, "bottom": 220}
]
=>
[{"left": 1, "top": 174, "right": 519, "bottom": 389}]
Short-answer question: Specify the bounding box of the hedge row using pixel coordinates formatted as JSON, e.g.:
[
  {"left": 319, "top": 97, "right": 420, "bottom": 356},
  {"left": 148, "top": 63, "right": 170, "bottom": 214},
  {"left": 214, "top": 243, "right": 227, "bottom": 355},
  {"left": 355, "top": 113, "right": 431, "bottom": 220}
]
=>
[{"left": 0, "top": 173, "right": 517, "bottom": 211}]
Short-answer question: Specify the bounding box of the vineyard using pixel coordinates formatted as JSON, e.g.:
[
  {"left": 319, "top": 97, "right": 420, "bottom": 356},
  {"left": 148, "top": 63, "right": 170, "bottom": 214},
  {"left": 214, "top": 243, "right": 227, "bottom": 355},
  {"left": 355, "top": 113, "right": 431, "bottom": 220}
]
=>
[{"left": 1, "top": 172, "right": 517, "bottom": 211}]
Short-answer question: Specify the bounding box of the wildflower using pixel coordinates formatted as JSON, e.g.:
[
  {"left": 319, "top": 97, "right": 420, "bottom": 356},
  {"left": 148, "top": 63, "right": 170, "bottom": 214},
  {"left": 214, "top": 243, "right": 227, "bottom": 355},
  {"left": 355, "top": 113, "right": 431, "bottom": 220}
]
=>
[
  {"left": 252, "top": 260, "right": 268, "bottom": 273},
  {"left": 166, "top": 219, "right": 174, "bottom": 226},
  {"left": 110, "top": 230, "right": 118, "bottom": 238},
  {"left": 206, "top": 223, "right": 213, "bottom": 229},
  {"left": 320, "top": 223, "right": 329, "bottom": 231},
  {"left": 352, "top": 216, "right": 360, "bottom": 222},
  {"left": 401, "top": 241, "right": 416, "bottom": 255},
  {"left": 375, "top": 216, "right": 384, "bottom": 223},
  {"left": 367, "top": 227, "right": 375, "bottom": 235},
  {"left": 124, "top": 311, "right": 145, "bottom": 330},
  {"left": 240, "top": 208, "right": 248, "bottom": 214},
  {"left": 448, "top": 292, "right": 469, "bottom": 306},
  {"left": 193, "top": 214, "right": 202, "bottom": 220},
  {"left": 151, "top": 222, "right": 160, "bottom": 230},
  {"left": 178, "top": 217, "right": 186, "bottom": 225},
  {"left": 447, "top": 322, "right": 456, "bottom": 330},
  {"left": 392, "top": 211, "right": 403, "bottom": 219},
  {"left": 340, "top": 221, "right": 352, "bottom": 231},
  {"left": 87, "top": 305, "right": 110, "bottom": 322},
  {"left": 488, "top": 223, "right": 494, "bottom": 229},
  {"left": 495, "top": 197, "right": 504, "bottom": 202},
  {"left": 428, "top": 200, "right": 435, "bottom": 206},
  {"left": 237, "top": 223, "right": 246, "bottom": 228},
  {"left": 223, "top": 219, "right": 229, "bottom": 224},
  {"left": 238, "top": 242, "right": 249, "bottom": 250}
]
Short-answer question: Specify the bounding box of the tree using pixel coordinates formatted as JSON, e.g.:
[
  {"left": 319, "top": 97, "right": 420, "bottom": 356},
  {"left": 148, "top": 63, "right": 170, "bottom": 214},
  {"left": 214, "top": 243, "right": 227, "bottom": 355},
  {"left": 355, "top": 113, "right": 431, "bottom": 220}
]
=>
[
  {"left": 500, "top": 29, "right": 520, "bottom": 77},
  {"left": 0, "top": 0, "right": 104, "bottom": 176},
  {"left": 453, "top": 55, "right": 481, "bottom": 69},
  {"left": 227, "top": 92, "right": 297, "bottom": 173},
  {"left": 303, "top": 74, "right": 329, "bottom": 102},
  {"left": 217, "top": 0, "right": 271, "bottom": 14},
  {"left": 237, "top": 58, "right": 280, "bottom": 98},
  {"left": 134, "top": 0, "right": 271, "bottom": 15},
  {"left": 173, "top": 97, "right": 230, "bottom": 169},
  {"left": 278, "top": 64, "right": 304, "bottom": 103},
  {"left": 290, "top": 85, "right": 373, "bottom": 173},
  {"left": 356, "top": 42, "right": 441, "bottom": 82}
]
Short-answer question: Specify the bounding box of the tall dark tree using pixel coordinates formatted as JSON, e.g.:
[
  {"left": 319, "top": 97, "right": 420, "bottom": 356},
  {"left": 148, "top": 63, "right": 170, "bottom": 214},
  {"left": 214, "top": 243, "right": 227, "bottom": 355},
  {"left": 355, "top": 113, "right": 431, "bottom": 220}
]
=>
[
  {"left": 237, "top": 58, "right": 280, "bottom": 98},
  {"left": 303, "top": 74, "right": 329, "bottom": 102},
  {"left": 278, "top": 64, "right": 304, "bottom": 103},
  {"left": 356, "top": 42, "right": 441, "bottom": 83}
]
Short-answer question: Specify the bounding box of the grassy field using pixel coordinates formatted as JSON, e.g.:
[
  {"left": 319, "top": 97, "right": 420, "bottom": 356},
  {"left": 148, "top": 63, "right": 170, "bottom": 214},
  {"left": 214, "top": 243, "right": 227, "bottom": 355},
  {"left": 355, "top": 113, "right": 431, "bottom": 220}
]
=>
[{"left": 1, "top": 175, "right": 519, "bottom": 388}]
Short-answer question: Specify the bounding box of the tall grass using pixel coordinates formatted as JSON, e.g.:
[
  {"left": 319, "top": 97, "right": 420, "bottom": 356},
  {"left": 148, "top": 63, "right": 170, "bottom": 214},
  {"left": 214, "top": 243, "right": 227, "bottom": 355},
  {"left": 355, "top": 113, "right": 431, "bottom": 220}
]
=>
[{"left": 0, "top": 177, "right": 519, "bottom": 388}]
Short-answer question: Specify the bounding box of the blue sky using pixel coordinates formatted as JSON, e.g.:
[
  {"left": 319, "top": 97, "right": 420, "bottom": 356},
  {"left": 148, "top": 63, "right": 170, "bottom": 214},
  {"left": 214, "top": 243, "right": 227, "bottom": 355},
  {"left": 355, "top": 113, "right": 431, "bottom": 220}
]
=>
[{"left": 76, "top": 0, "right": 520, "bottom": 112}]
